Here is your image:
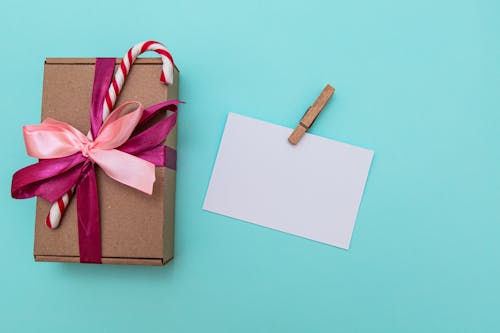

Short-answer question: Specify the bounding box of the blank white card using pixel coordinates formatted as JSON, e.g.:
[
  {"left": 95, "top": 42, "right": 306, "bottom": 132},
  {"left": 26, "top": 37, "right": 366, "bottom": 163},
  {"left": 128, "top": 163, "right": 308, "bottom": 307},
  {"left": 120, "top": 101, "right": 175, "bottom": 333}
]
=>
[{"left": 203, "top": 113, "right": 374, "bottom": 249}]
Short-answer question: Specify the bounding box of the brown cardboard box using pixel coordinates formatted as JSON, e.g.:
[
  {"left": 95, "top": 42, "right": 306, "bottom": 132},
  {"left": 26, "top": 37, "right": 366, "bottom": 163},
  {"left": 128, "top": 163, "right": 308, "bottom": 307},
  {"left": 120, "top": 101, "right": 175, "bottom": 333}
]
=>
[{"left": 34, "top": 58, "right": 179, "bottom": 265}]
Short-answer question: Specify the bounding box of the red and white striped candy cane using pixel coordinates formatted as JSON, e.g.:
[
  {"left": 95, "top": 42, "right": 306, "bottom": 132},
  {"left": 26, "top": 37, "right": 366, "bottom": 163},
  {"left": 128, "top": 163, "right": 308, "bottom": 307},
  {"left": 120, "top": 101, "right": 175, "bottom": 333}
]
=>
[
  {"left": 45, "top": 41, "right": 175, "bottom": 229},
  {"left": 45, "top": 187, "right": 75, "bottom": 229},
  {"left": 102, "top": 40, "right": 175, "bottom": 120}
]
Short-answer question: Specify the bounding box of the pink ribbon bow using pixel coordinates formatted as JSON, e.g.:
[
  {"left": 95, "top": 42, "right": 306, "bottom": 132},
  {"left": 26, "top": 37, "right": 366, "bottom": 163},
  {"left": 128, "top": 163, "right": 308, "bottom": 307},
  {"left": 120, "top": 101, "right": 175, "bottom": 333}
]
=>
[{"left": 23, "top": 101, "right": 155, "bottom": 195}]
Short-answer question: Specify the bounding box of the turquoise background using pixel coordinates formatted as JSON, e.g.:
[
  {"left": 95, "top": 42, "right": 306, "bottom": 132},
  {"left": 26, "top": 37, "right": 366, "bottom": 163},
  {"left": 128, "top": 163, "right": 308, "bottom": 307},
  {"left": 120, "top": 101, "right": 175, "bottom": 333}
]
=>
[{"left": 1, "top": 0, "right": 499, "bottom": 332}]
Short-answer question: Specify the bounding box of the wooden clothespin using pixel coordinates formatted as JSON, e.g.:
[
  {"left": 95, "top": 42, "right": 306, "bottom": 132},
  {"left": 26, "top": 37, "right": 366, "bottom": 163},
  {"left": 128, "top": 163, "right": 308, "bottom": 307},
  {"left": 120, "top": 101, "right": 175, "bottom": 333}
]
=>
[{"left": 288, "top": 84, "right": 335, "bottom": 145}]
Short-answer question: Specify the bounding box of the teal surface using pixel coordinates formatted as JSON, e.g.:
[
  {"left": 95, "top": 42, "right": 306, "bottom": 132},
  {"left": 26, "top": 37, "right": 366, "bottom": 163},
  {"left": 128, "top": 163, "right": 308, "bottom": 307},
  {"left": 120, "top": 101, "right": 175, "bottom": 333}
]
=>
[{"left": 1, "top": 0, "right": 499, "bottom": 332}]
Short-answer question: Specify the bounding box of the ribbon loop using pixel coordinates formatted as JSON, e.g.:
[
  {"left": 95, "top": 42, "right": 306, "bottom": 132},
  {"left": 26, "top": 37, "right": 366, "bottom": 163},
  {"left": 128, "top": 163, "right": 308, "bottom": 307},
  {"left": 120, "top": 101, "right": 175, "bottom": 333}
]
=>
[
  {"left": 94, "top": 101, "right": 144, "bottom": 150},
  {"left": 23, "top": 118, "right": 88, "bottom": 159}
]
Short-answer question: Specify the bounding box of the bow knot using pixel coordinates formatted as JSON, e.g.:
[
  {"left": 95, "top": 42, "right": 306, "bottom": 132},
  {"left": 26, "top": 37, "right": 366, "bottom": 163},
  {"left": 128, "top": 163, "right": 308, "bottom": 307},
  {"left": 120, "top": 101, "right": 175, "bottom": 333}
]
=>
[{"left": 81, "top": 139, "right": 95, "bottom": 158}]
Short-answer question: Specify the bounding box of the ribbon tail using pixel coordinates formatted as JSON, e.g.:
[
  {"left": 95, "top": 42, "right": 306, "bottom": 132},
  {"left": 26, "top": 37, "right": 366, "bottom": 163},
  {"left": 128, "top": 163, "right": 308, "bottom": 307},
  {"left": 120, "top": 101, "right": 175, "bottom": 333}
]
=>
[
  {"left": 91, "top": 149, "right": 156, "bottom": 194},
  {"left": 120, "top": 113, "right": 177, "bottom": 155},
  {"left": 11, "top": 153, "right": 85, "bottom": 202},
  {"left": 76, "top": 163, "right": 102, "bottom": 264},
  {"left": 139, "top": 100, "right": 180, "bottom": 124}
]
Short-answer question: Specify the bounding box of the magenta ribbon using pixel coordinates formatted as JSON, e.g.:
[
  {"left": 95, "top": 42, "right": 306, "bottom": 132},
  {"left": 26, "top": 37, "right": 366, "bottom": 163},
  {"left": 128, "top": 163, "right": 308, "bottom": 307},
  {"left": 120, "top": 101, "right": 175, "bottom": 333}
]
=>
[{"left": 11, "top": 58, "right": 180, "bottom": 263}]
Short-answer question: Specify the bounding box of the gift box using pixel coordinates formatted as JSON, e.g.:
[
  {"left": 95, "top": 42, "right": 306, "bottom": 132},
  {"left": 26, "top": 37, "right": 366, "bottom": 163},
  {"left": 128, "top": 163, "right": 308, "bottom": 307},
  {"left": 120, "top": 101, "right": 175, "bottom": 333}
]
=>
[{"left": 12, "top": 42, "right": 180, "bottom": 265}]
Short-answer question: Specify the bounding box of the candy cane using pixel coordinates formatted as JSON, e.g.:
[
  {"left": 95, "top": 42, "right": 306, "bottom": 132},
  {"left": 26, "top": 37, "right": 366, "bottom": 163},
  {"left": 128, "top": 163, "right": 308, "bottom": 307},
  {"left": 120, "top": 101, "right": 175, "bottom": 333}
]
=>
[
  {"left": 45, "top": 187, "right": 75, "bottom": 229},
  {"left": 102, "top": 40, "right": 175, "bottom": 120},
  {"left": 45, "top": 41, "right": 175, "bottom": 229}
]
